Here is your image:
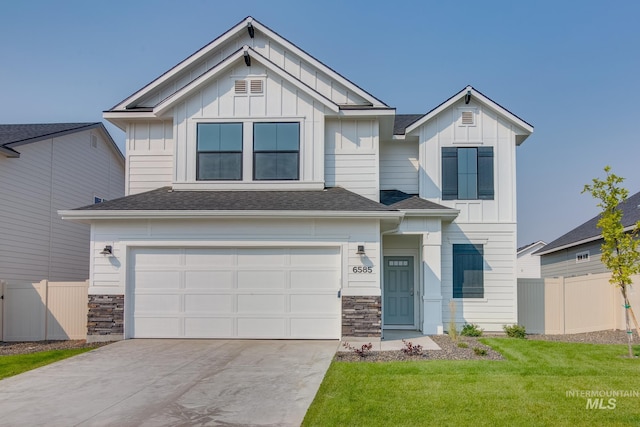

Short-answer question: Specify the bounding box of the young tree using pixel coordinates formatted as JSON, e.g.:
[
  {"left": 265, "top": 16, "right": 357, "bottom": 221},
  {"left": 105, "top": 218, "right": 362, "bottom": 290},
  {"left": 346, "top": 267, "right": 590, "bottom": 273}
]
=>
[{"left": 583, "top": 166, "right": 640, "bottom": 358}]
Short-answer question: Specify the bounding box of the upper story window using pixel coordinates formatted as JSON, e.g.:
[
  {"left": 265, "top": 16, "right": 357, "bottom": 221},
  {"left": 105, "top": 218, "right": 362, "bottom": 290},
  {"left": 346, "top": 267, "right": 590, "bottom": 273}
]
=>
[
  {"left": 442, "top": 147, "right": 494, "bottom": 200},
  {"left": 197, "top": 123, "right": 243, "bottom": 180},
  {"left": 94, "top": 196, "right": 107, "bottom": 204},
  {"left": 576, "top": 251, "right": 590, "bottom": 263},
  {"left": 253, "top": 123, "right": 299, "bottom": 180}
]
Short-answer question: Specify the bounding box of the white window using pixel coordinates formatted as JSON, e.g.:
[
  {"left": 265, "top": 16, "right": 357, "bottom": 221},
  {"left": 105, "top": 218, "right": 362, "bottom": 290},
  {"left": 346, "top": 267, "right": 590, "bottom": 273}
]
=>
[
  {"left": 576, "top": 251, "right": 590, "bottom": 263},
  {"left": 94, "top": 196, "right": 107, "bottom": 204}
]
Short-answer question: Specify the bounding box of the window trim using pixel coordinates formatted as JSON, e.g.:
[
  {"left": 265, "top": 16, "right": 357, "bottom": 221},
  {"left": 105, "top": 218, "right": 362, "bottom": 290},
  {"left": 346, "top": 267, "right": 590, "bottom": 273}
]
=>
[{"left": 252, "top": 122, "right": 301, "bottom": 181}]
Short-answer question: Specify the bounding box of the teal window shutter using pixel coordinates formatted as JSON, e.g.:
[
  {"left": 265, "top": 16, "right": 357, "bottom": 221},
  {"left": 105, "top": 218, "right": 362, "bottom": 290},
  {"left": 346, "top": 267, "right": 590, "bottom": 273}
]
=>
[
  {"left": 442, "top": 147, "right": 458, "bottom": 200},
  {"left": 477, "top": 147, "right": 494, "bottom": 200}
]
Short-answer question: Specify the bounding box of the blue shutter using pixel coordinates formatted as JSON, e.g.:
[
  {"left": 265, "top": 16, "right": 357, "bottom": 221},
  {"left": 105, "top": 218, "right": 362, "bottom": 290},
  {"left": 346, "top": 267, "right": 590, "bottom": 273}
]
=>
[
  {"left": 477, "top": 147, "right": 494, "bottom": 200},
  {"left": 442, "top": 147, "right": 458, "bottom": 200}
]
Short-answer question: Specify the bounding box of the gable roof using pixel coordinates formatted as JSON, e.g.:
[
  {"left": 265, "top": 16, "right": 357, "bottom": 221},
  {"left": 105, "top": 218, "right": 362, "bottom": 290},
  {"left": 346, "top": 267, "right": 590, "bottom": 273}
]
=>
[
  {"left": 403, "top": 86, "right": 534, "bottom": 144},
  {"left": 393, "top": 114, "right": 423, "bottom": 135},
  {"left": 60, "top": 186, "right": 404, "bottom": 220},
  {"left": 380, "top": 190, "right": 458, "bottom": 218},
  {"left": 108, "top": 16, "right": 387, "bottom": 114},
  {"left": 517, "top": 241, "right": 546, "bottom": 255},
  {"left": 536, "top": 190, "right": 640, "bottom": 256},
  {"left": 0, "top": 122, "right": 124, "bottom": 161}
]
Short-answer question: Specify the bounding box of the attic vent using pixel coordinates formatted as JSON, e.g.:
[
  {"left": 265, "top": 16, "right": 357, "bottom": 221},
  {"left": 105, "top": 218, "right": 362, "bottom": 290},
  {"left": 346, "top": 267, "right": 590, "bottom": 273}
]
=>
[
  {"left": 250, "top": 79, "right": 263, "bottom": 94},
  {"left": 234, "top": 80, "right": 247, "bottom": 94},
  {"left": 90, "top": 134, "right": 98, "bottom": 148},
  {"left": 461, "top": 111, "right": 474, "bottom": 125}
]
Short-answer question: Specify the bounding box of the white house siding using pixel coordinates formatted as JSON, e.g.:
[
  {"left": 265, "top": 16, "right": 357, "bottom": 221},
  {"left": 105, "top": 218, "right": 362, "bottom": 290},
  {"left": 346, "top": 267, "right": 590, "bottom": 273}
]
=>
[
  {"left": 517, "top": 244, "right": 544, "bottom": 278},
  {"left": 0, "top": 130, "right": 124, "bottom": 284},
  {"left": 170, "top": 66, "right": 326, "bottom": 188},
  {"left": 441, "top": 222, "right": 517, "bottom": 331},
  {"left": 379, "top": 140, "right": 419, "bottom": 194},
  {"left": 126, "top": 121, "right": 174, "bottom": 195},
  {"left": 89, "top": 218, "right": 381, "bottom": 298},
  {"left": 135, "top": 30, "right": 369, "bottom": 108},
  {"left": 418, "top": 99, "right": 519, "bottom": 224},
  {"left": 325, "top": 119, "right": 379, "bottom": 201}
]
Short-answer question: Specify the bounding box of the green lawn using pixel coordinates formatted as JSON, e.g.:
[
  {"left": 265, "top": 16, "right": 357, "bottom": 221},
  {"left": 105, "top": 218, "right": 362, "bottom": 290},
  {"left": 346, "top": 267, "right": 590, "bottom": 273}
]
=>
[
  {"left": 0, "top": 348, "right": 94, "bottom": 380},
  {"left": 303, "top": 339, "right": 640, "bottom": 427}
]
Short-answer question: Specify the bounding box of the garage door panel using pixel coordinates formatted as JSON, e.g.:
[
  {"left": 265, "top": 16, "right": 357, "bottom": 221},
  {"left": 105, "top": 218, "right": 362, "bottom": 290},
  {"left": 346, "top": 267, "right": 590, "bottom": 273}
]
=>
[
  {"left": 290, "top": 270, "right": 338, "bottom": 289},
  {"left": 135, "top": 271, "right": 180, "bottom": 289},
  {"left": 184, "top": 294, "right": 234, "bottom": 313},
  {"left": 290, "top": 294, "right": 339, "bottom": 313},
  {"left": 237, "top": 271, "right": 285, "bottom": 289},
  {"left": 135, "top": 294, "right": 180, "bottom": 312},
  {"left": 237, "top": 249, "right": 286, "bottom": 266},
  {"left": 184, "top": 318, "right": 233, "bottom": 337},
  {"left": 185, "top": 249, "right": 234, "bottom": 266},
  {"left": 185, "top": 271, "right": 234, "bottom": 289},
  {"left": 291, "top": 318, "right": 340, "bottom": 338},
  {"left": 135, "top": 249, "right": 182, "bottom": 266},
  {"left": 238, "top": 318, "right": 285, "bottom": 337},
  {"left": 135, "top": 317, "right": 181, "bottom": 337},
  {"left": 237, "top": 294, "right": 285, "bottom": 313}
]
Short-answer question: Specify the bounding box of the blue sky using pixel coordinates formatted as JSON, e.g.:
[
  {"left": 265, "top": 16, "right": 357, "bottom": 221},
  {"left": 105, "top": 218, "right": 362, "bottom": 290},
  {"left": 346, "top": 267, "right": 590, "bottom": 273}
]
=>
[{"left": 1, "top": 0, "right": 639, "bottom": 246}]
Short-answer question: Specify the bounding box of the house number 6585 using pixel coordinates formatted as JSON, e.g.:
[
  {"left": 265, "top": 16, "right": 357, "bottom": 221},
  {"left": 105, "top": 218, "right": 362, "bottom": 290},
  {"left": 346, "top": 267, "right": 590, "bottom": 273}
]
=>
[{"left": 352, "top": 266, "right": 373, "bottom": 273}]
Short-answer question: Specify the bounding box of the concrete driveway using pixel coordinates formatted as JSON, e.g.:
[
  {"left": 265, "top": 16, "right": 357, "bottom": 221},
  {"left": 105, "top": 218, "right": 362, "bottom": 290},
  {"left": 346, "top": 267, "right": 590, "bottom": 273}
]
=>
[{"left": 0, "top": 339, "right": 338, "bottom": 426}]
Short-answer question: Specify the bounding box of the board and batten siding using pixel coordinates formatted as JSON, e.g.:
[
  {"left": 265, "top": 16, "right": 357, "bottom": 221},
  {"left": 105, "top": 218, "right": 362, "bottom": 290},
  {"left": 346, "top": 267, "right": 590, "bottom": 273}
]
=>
[
  {"left": 126, "top": 121, "right": 174, "bottom": 195},
  {"left": 379, "top": 140, "right": 418, "bottom": 194},
  {"left": 89, "top": 218, "right": 381, "bottom": 297},
  {"left": 171, "top": 65, "right": 326, "bottom": 187},
  {"left": 0, "top": 130, "right": 124, "bottom": 284},
  {"left": 540, "top": 241, "right": 607, "bottom": 278},
  {"left": 325, "top": 119, "right": 379, "bottom": 201},
  {"left": 441, "top": 222, "right": 518, "bottom": 331},
  {"left": 418, "top": 99, "right": 519, "bottom": 224},
  {"left": 136, "top": 30, "right": 369, "bottom": 108}
]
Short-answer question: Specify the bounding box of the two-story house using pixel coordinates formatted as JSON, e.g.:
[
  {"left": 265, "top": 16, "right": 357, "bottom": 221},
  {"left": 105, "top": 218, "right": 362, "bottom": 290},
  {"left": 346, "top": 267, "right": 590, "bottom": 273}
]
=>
[{"left": 61, "top": 17, "right": 533, "bottom": 342}]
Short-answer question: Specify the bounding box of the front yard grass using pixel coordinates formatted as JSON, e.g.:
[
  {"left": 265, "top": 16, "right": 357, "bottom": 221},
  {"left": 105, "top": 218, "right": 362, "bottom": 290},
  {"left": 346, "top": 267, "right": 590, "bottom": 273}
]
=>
[
  {"left": 0, "top": 348, "right": 94, "bottom": 380},
  {"left": 303, "top": 339, "right": 640, "bottom": 426}
]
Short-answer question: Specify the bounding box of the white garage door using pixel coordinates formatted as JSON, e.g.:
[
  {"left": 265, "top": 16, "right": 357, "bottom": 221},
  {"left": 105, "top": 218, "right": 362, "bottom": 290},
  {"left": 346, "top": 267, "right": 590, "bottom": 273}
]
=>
[{"left": 129, "top": 247, "right": 341, "bottom": 339}]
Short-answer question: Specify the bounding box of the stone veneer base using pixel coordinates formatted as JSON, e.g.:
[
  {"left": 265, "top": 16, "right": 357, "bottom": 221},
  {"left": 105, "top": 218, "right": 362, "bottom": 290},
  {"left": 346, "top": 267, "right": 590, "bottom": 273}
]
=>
[
  {"left": 342, "top": 295, "right": 381, "bottom": 338},
  {"left": 87, "top": 294, "right": 124, "bottom": 341}
]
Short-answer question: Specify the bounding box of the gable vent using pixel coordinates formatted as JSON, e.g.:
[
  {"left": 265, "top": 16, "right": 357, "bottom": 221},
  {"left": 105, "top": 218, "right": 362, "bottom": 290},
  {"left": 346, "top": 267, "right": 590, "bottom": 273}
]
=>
[
  {"left": 90, "top": 134, "right": 98, "bottom": 148},
  {"left": 234, "top": 79, "right": 247, "bottom": 94},
  {"left": 461, "top": 111, "right": 474, "bottom": 125},
  {"left": 250, "top": 79, "right": 263, "bottom": 94}
]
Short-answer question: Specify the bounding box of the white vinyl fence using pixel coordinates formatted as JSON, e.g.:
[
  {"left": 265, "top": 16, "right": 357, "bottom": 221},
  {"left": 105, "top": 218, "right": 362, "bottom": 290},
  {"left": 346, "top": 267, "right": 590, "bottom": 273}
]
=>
[
  {"left": 1, "top": 280, "right": 88, "bottom": 341},
  {"left": 518, "top": 273, "right": 640, "bottom": 334}
]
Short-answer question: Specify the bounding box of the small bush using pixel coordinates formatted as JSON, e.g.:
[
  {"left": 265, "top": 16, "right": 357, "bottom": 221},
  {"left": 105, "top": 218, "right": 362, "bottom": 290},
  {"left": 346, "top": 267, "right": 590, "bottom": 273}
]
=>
[
  {"left": 461, "top": 323, "right": 484, "bottom": 337},
  {"left": 401, "top": 339, "right": 423, "bottom": 356},
  {"left": 342, "top": 342, "right": 373, "bottom": 357},
  {"left": 457, "top": 342, "right": 469, "bottom": 349},
  {"left": 473, "top": 347, "right": 488, "bottom": 356},
  {"left": 503, "top": 324, "right": 527, "bottom": 339}
]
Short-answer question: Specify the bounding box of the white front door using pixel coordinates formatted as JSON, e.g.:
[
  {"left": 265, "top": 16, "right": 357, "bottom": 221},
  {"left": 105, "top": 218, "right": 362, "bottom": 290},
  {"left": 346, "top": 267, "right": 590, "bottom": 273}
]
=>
[{"left": 129, "top": 247, "right": 341, "bottom": 339}]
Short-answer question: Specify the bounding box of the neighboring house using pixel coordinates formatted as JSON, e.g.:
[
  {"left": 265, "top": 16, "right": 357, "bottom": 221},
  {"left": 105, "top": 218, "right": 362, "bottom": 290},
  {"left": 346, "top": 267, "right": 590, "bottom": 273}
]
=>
[
  {"left": 0, "top": 123, "right": 124, "bottom": 285},
  {"left": 536, "top": 190, "right": 640, "bottom": 278},
  {"left": 516, "top": 241, "right": 546, "bottom": 278},
  {"left": 60, "top": 17, "right": 533, "bottom": 342}
]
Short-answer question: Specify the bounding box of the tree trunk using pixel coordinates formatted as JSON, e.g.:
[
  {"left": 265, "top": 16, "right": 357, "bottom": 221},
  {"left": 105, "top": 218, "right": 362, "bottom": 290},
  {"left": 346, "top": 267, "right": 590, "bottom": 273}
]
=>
[{"left": 621, "top": 285, "right": 634, "bottom": 358}]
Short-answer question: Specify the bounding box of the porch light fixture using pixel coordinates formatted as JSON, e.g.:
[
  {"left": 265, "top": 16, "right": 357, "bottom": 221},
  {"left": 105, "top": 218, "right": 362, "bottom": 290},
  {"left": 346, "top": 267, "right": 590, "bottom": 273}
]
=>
[
  {"left": 464, "top": 90, "right": 472, "bottom": 104},
  {"left": 356, "top": 245, "right": 366, "bottom": 255},
  {"left": 100, "top": 245, "right": 113, "bottom": 256},
  {"left": 244, "top": 51, "right": 251, "bottom": 67}
]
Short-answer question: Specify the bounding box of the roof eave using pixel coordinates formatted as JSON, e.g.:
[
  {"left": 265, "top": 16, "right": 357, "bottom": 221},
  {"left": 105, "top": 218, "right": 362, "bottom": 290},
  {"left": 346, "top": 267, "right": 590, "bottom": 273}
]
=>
[
  {"left": 400, "top": 209, "right": 460, "bottom": 219},
  {"left": 0, "top": 146, "right": 20, "bottom": 158}
]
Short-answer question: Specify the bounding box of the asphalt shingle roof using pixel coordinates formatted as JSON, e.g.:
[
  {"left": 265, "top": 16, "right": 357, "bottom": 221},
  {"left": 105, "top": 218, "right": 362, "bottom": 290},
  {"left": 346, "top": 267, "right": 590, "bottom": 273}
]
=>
[
  {"left": 76, "top": 187, "right": 398, "bottom": 212},
  {"left": 393, "top": 114, "right": 424, "bottom": 135},
  {"left": 0, "top": 123, "right": 99, "bottom": 147},
  {"left": 540, "top": 190, "right": 640, "bottom": 254},
  {"left": 380, "top": 190, "right": 453, "bottom": 210}
]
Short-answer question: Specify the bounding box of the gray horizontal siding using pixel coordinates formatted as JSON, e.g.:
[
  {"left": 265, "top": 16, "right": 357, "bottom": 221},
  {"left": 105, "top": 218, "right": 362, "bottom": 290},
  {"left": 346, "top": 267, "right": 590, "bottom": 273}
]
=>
[{"left": 540, "top": 241, "right": 608, "bottom": 278}]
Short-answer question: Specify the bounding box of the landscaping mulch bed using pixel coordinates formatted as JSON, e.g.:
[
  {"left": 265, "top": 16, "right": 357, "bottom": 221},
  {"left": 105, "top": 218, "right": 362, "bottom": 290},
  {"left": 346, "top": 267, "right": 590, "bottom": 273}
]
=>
[
  {"left": 0, "top": 340, "right": 111, "bottom": 356},
  {"left": 335, "top": 329, "right": 638, "bottom": 362}
]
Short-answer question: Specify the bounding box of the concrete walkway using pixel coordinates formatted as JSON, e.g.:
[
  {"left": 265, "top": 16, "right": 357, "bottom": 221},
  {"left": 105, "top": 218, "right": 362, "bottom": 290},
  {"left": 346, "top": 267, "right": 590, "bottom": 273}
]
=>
[
  {"left": 340, "top": 330, "right": 441, "bottom": 351},
  {"left": 0, "top": 339, "right": 339, "bottom": 427}
]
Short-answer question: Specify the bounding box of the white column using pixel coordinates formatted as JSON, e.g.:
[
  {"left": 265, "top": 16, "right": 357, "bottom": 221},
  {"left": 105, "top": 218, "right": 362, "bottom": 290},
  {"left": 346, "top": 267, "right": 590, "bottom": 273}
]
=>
[{"left": 422, "top": 220, "right": 443, "bottom": 334}]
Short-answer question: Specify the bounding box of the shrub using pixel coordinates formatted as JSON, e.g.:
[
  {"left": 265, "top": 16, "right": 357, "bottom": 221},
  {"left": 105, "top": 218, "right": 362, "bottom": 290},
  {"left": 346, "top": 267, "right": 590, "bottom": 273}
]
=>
[
  {"left": 473, "top": 347, "right": 488, "bottom": 356},
  {"left": 457, "top": 342, "right": 469, "bottom": 349},
  {"left": 461, "top": 323, "right": 484, "bottom": 337},
  {"left": 401, "top": 339, "right": 423, "bottom": 356},
  {"left": 503, "top": 324, "right": 527, "bottom": 339},
  {"left": 342, "top": 342, "right": 373, "bottom": 357}
]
